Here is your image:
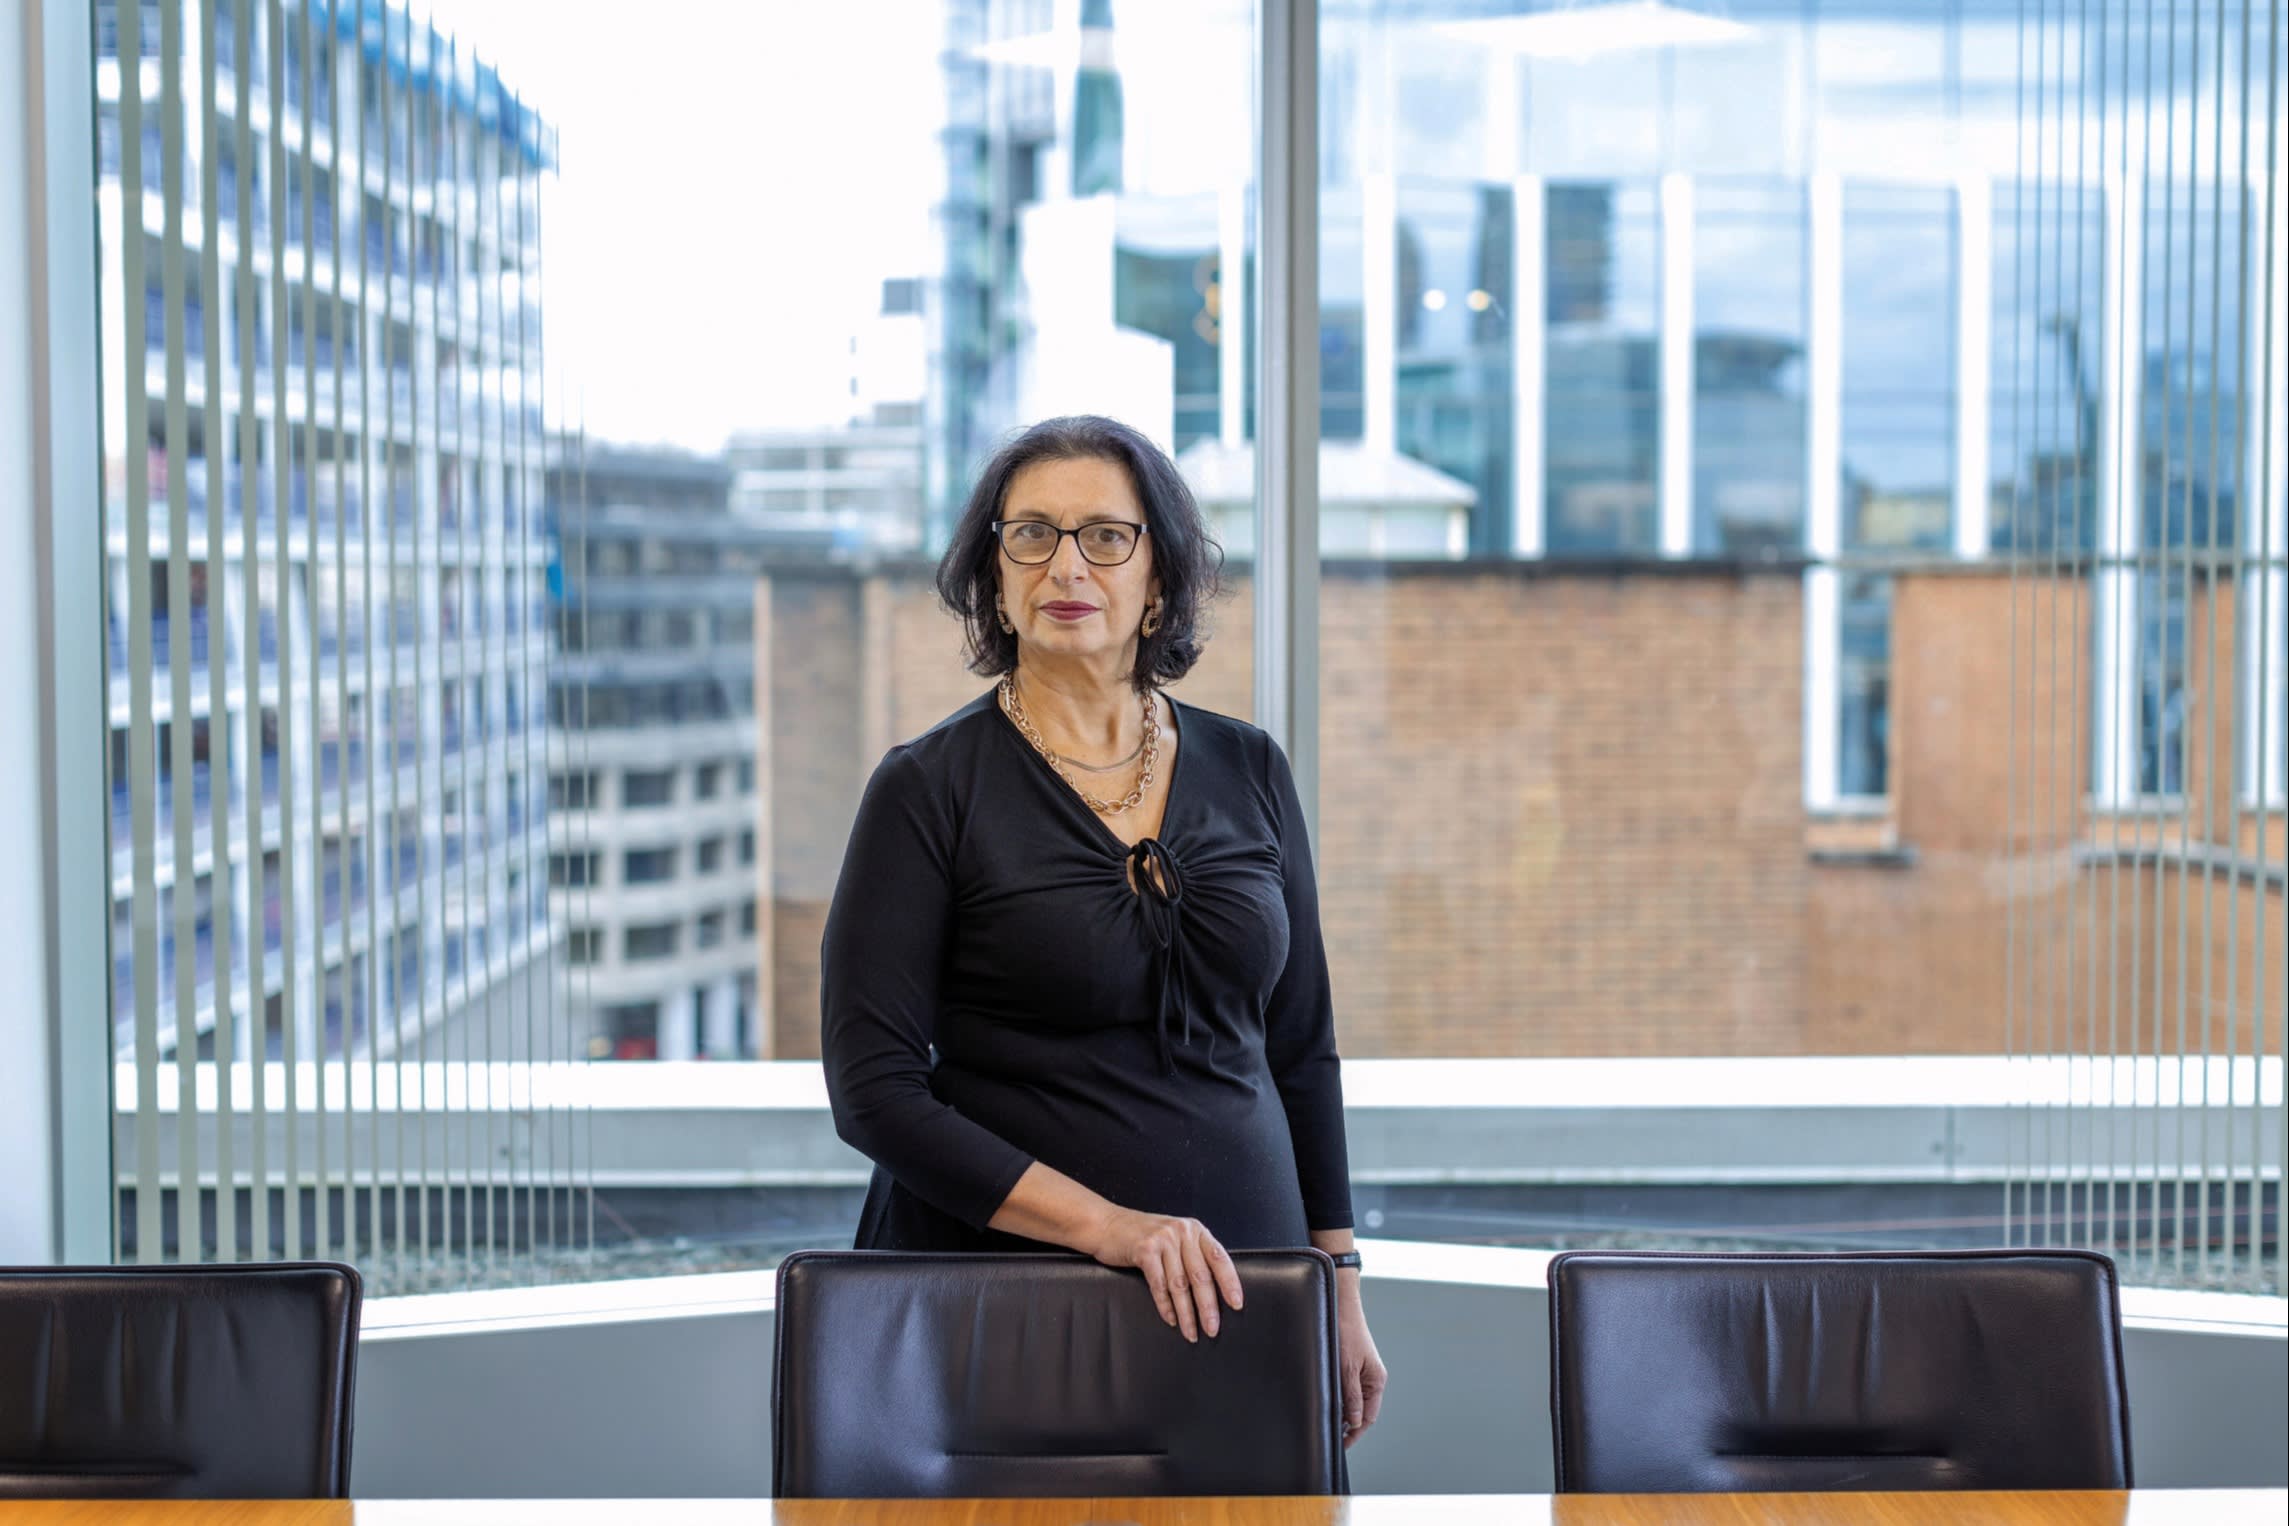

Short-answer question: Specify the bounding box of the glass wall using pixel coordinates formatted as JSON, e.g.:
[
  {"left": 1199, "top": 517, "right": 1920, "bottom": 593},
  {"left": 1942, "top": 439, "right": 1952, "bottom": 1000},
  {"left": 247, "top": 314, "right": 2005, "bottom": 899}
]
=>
[
  {"left": 1308, "top": 0, "right": 2281, "bottom": 1285},
  {"left": 90, "top": 1, "right": 2283, "bottom": 1296}
]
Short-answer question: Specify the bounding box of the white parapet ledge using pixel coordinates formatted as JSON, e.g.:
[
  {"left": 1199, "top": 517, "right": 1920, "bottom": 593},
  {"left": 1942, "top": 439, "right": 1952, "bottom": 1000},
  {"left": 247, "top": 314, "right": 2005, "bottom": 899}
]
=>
[
  {"left": 363, "top": 1268, "right": 780, "bottom": 1342},
  {"left": 118, "top": 1055, "right": 2286, "bottom": 1190},
  {"left": 359, "top": 1238, "right": 2284, "bottom": 1343},
  {"left": 116, "top": 1054, "right": 2288, "bottom": 1112}
]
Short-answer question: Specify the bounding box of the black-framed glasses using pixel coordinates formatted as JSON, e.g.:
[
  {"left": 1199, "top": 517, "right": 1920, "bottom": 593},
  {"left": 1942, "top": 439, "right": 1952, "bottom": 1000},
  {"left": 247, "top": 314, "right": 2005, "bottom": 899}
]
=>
[{"left": 992, "top": 518, "right": 1149, "bottom": 567}]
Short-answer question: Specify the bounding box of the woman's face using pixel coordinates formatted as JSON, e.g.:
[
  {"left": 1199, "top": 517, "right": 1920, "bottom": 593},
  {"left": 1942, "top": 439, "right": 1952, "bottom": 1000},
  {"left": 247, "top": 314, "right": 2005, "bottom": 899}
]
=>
[{"left": 995, "top": 455, "right": 1161, "bottom": 673}]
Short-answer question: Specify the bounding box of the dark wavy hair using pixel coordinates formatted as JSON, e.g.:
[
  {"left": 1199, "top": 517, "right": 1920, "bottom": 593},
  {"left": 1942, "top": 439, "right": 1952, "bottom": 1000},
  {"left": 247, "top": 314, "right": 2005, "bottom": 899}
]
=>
[{"left": 936, "top": 415, "right": 1223, "bottom": 689}]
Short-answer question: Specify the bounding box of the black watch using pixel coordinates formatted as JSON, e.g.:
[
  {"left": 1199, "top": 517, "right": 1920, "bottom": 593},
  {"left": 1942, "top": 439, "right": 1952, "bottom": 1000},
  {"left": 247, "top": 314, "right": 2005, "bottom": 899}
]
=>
[{"left": 1328, "top": 1250, "right": 1362, "bottom": 1271}]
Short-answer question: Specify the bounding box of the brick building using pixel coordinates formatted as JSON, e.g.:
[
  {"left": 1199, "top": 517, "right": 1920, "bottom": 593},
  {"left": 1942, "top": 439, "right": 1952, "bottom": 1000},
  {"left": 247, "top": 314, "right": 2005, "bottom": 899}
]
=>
[{"left": 753, "top": 561, "right": 2283, "bottom": 1063}]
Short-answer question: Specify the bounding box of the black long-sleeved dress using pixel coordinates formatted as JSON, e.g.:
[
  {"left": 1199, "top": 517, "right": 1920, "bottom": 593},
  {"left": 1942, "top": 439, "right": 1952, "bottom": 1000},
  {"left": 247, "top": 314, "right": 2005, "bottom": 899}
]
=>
[{"left": 821, "top": 689, "right": 1353, "bottom": 1252}]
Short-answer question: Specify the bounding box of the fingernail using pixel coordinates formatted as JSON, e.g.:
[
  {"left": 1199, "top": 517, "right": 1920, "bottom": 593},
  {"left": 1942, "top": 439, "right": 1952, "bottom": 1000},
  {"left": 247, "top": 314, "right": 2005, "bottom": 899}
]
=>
[{"left": 1207, "top": 1319, "right": 1219, "bottom": 1337}]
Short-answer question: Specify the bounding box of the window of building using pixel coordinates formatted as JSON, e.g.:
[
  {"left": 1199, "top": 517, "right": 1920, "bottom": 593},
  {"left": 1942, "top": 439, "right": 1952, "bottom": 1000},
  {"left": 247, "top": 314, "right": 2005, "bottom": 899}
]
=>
[
  {"left": 736, "top": 756, "right": 756, "bottom": 795},
  {"left": 600, "top": 1000, "right": 661, "bottom": 1062},
  {"left": 622, "top": 768, "right": 675, "bottom": 808},
  {"left": 738, "top": 828, "right": 756, "bottom": 866},
  {"left": 1838, "top": 574, "right": 1892, "bottom": 801},
  {"left": 549, "top": 851, "right": 599, "bottom": 889},
  {"left": 1840, "top": 183, "right": 1956, "bottom": 554},
  {"left": 696, "top": 837, "right": 724, "bottom": 873},
  {"left": 566, "top": 928, "right": 600, "bottom": 965},
  {"left": 624, "top": 922, "right": 680, "bottom": 962},
  {"left": 695, "top": 910, "right": 726, "bottom": 949},
  {"left": 623, "top": 847, "right": 677, "bottom": 885},
  {"left": 1544, "top": 181, "right": 1662, "bottom": 555},
  {"left": 1693, "top": 178, "right": 1806, "bottom": 556},
  {"left": 739, "top": 898, "right": 758, "bottom": 937},
  {"left": 693, "top": 762, "right": 721, "bottom": 800},
  {"left": 549, "top": 770, "right": 598, "bottom": 811}
]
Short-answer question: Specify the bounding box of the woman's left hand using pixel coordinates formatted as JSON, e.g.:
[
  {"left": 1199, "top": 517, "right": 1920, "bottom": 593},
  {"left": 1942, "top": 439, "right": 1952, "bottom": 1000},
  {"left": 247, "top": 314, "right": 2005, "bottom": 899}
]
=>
[{"left": 1336, "top": 1287, "right": 1387, "bottom": 1448}]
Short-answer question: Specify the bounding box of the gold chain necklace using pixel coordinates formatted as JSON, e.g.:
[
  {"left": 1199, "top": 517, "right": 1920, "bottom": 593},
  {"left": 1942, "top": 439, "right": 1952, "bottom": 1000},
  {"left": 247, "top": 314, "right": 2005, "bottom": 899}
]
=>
[{"left": 999, "top": 675, "right": 1159, "bottom": 815}]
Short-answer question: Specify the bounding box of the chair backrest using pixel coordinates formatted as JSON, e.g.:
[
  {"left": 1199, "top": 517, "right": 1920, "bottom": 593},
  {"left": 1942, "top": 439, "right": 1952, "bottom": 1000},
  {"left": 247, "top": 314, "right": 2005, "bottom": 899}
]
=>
[
  {"left": 0, "top": 1262, "right": 362, "bottom": 1500},
  {"left": 772, "top": 1249, "right": 1342, "bottom": 1498},
  {"left": 1548, "top": 1249, "right": 2132, "bottom": 1494}
]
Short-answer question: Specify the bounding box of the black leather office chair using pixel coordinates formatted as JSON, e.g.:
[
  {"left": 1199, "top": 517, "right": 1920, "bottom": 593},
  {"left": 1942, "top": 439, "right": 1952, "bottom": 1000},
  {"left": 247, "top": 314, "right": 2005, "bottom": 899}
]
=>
[
  {"left": 773, "top": 1249, "right": 1343, "bottom": 1498},
  {"left": 1548, "top": 1248, "right": 2132, "bottom": 1494},
  {"left": 0, "top": 1262, "right": 362, "bottom": 1499}
]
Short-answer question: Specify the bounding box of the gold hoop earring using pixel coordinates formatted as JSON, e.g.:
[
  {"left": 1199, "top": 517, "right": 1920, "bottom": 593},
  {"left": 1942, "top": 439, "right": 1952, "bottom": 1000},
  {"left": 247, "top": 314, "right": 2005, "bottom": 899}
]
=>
[
  {"left": 1140, "top": 600, "right": 1163, "bottom": 639},
  {"left": 995, "top": 599, "right": 1016, "bottom": 635}
]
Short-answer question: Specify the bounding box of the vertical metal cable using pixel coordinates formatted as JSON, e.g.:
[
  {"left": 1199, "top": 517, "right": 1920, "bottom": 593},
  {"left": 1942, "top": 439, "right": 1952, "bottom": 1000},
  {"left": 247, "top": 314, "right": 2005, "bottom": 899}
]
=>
[
  {"left": 120, "top": 0, "right": 159, "bottom": 1265},
  {"left": 2068, "top": 0, "right": 2098, "bottom": 1256},
  {"left": 2192, "top": 0, "right": 2228, "bottom": 1282},
  {"left": 233, "top": 0, "right": 269, "bottom": 1263},
  {"left": 531, "top": 109, "right": 557, "bottom": 1262},
  {"left": 294, "top": 0, "right": 328, "bottom": 1262},
  {"left": 2254, "top": 0, "right": 2283, "bottom": 1297},
  {"left": 2091, "top": 0, "right": 2113, "bottom": 1264},
  {"left": 510, "top": 101, "right": 538, "bottom": 1270},
  {"left": 577, "top": 405, "right": 594, "bottom": 1261},
  {"left": 2100, "top": 0, "right": 2131, "bottom": 1264},
  {"left": 321, "top": 0, "right": 353, "bottom": 1272},
  {"left": 473, "top": 86, "right": 497, "bottom": 1271},
  {"left": 200, "top": 0, "right": 236, "bottom": 1263},
  {"left": 2045, "top": 0, "right": 2076, "bottom": 1251},
  {"left": 378, "top": 0, "right": 406, "bottom": 1286},
  {"left": 2082, "top": 0, "right": 2115, "bottom": 1263},
  {"left": 2026, "top": 0, "right": 2056, "bottom": 1245},
  {"left": 2219, "top": 0, "right": 2255, "bottom": 1293},
  {"left": 418, "top": 8, "right": 440, "bottom": 1275},
  {"left": 2005, "top": 0, "right": 2030, "bottom": 1251},
  {"left": 264, "top": 0, "right": 300, "bottom": 1261},
  {"left": 161, "top": 0, "right": 202, "bottom": 1270},
  {"left": 2050, "top": 0, "right": 2069, "bottom": 1253},
  {"left": 447, "top": 33, "right": 474, "bottom": 1276},
  {"left": 2105, "top": 0, "right": 2142, "bottom": 1262},
  {"left": 2168, "top": 0, "right": 2201, "bottom": 1282},
  {"left": 2115, "top": 0, "right": 2151, "bottom": 1290},
  {"left": 480, "top": 102, "right": 507, "bottom": 1264},
  {"left": 355, "top": 0, "right": 383, "bottom": 1273}
]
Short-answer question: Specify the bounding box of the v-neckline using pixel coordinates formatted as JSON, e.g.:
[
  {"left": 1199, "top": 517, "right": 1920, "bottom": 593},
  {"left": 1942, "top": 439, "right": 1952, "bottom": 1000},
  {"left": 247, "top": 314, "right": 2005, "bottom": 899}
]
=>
[{"left": 990, "top": 685, "right": 1189, "bottom": 859}]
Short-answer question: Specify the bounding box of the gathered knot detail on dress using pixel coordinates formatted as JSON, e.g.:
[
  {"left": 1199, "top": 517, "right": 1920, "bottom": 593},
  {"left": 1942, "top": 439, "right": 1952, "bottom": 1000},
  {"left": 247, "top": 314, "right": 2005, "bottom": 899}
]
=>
[{"left": 1125, "top": 837, "right": 1191, "bottom": 1075}]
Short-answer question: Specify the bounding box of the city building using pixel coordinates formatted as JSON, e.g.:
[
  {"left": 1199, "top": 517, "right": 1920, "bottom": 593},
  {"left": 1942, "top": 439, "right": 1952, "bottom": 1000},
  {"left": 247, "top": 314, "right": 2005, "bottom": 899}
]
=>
[
  {"left": 731, "top": 0, "right": 2287, "bottom": 1065},
  {"left": 725, "top": 421, "right": 927, "bottom": 562},
  {"left": 726, "top": 277, "right": 930, "bottom": 560},
  {"left": 97, "top": 0, "right": 557, "bottom": 1088},
  {"left": 544, "top": 445, "right": 766, "bottom": 1060},
  {"left": 927, "top": 0, "right": 2284, "bottom": 816}
]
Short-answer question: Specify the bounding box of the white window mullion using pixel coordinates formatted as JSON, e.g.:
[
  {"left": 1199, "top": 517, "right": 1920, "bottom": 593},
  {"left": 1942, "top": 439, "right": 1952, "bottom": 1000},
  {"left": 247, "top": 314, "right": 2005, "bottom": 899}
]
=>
[
  {"left": 1219, "top": 182, "right": 1246, "bottom": 449},
  {"left": 2095, "top": 173, "right": 2145, "bottom": 809},
  {"left": 1659, "top": 172, "right": 1695, "bottom": 558},
  {"left": 2243, "top": 158, "right": 2287, "bottom": 810},
  {"left": 1512, "top": 173, "right": 1545, "bottom": 558},
  {"left": 1253, "top": 0, "right": 1318, "bottom": 831},
  {"left": 1955, "top": 171, "right": 1994, "bottom": 561},
  {"left": 1805, "top": 171, "right": 1844, "bottom": 810},
  {"left": 1362, "top": 171, "right": 1396, "bottom": 457}
]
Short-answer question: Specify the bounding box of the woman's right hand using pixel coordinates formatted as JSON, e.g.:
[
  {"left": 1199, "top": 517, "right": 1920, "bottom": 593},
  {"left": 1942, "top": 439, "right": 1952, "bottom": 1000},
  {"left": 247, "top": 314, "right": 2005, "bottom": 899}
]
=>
[{"left": 1087, "top": 1207, "right": 1245, "bottom": 1342}]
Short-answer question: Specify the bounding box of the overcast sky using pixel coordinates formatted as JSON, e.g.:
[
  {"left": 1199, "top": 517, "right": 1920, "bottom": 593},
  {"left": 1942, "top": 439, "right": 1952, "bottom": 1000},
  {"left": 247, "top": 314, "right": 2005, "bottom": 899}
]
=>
[{"left": 426, "top": 0, "right": 943, "bottom": 450}]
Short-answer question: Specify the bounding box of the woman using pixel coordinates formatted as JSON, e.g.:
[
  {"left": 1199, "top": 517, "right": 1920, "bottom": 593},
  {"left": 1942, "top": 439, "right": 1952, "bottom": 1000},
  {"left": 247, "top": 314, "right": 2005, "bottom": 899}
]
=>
[{"left": 821, "top": 415, "right": 1388, "bottom": 1449}]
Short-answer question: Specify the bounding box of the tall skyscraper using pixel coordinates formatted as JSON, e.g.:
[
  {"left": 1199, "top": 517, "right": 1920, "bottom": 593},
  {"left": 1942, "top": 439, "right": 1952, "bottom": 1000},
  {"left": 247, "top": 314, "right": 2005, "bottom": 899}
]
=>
[{"left": 98, "top": 2, "right": 555, "bottom": 1108}]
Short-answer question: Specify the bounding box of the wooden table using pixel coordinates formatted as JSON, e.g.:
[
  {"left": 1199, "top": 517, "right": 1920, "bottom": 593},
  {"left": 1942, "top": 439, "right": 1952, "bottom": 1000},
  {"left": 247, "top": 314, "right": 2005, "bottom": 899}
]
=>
[{"left": 0, "top": 1494, "right": 2279, "bottom": 1524}]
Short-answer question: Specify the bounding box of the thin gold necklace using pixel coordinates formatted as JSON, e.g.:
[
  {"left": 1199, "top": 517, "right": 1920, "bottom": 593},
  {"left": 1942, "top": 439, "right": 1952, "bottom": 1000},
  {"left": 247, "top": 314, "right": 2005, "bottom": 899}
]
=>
[
  {"left": 999, "top": 675, "right": 1159, "bottom": 814},
  {"left": 1059, "top": 735, "right": 1146, "bottom": 773}
]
